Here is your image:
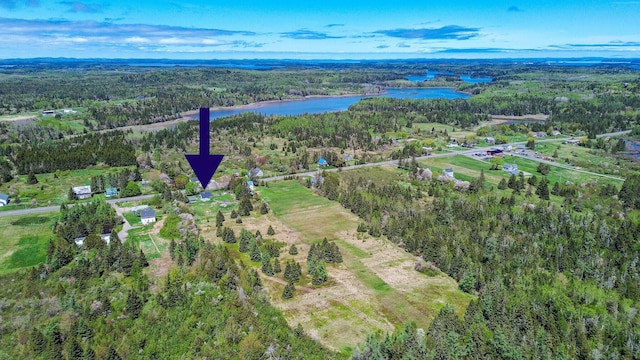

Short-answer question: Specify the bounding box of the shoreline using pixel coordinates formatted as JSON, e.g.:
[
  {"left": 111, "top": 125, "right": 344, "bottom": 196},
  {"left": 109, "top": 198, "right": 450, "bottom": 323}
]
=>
[{"left": 179, "top": 86, "right": 468, "bottom": 119}]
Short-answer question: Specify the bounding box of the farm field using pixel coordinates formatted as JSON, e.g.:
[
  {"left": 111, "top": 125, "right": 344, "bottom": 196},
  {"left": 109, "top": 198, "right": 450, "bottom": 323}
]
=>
[
  {"left": 233, "top": 181, "right": 475, "bottom": 355},
  {"left": 0, "top": 212, "right": 57, "bottom": 274}
]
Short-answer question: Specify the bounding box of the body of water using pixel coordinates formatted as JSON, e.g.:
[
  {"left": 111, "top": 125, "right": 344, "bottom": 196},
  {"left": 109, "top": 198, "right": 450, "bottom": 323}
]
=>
[
  {"left": 406, "top": 71, "right": 493, "bottom": 83},
  {"left": 208, "top": 88, "right": 470, "bottom": 120},
  {"left": 459, "top": 75, "right": 493, "bottom": 83}
]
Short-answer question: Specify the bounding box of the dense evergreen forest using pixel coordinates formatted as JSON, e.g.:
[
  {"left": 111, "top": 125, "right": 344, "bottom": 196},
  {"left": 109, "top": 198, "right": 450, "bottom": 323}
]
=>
[
  {"left": 0, "top": 240, "right": 332, "bottom": 359},
  {"left": 319, "top": 168, "right": 640, "bottom": 358}
]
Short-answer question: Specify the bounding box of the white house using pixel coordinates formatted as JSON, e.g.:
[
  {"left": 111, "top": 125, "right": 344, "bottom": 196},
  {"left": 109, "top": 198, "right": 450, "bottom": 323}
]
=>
[
  {"left": 72, "top": 186, "right": 92, "bottom": 199},
  {"left": 503, "top": 163, "right": 520, "bottom": 175},
  {"left": 140, "top": 208, "right": 156, "bottom": 225},
  {"left": 74, "top": 237, "right": 85, "bottom": 248},
  {"left": 249, "top": 167, "right": 264, "bottom": 178},
  {"left": 0, "top": 193, "right": 9, "bottom": 206},
  {"left": 100, "top": 233, "right": 112, "bottom": 245},
  {"left": 443, "top": 168, "right": 455, "bottom": 178}
]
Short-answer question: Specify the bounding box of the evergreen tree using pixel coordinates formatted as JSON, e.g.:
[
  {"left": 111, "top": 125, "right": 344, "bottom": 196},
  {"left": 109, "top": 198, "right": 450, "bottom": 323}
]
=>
[
  {"left": 216, "top": 210, "right": 225, "bottom": 227},
  {"left": 68, "top": 187, "right": 76, "bottom": 201},
  {"left": 65, "top": 338, "right": 83, "bottom": 360},
  {"left": 239, "top": 196, "right": 253, "bottom": 216},
  {"left": 536, "top": 176, "right": 550, "bottom": 200},
  {"left": 289, "top": 244, "right": 298, "bottom": 255},
  {"left": 261, "top": 253, "right": 274, "bottom": 276},
  {"left": 250, "top": 242, "right": 262, "bottom": 262},
  {"left": 239, "top": 229, "right": 253, "bottom": 253},
  {"left": 498, "top": 178, "right": 507, "bottom": 190},
  {"left": 260, "top": 201, "right": 270, "bottom": 214},
  {"left": 126, "top": 290, "right": 144, "bottom": 319},
  {"left": 507, "top": 174, "right": 517, "bottom": 189},
  {"left": 27, "top": 170, "right": 38, "bottom": 184},
  {"left": 106, "top": 347, "right": 122, "bottom": 360},
  {"left": 282, "top": 281, "right": 295, "bottom": 299},
  {"left": 29, "top": 328, "right": 46, "bottom": 354},
  {"left": 284, "top": 260, "right": 301, "bottom": 283},
  {"left": 311, "top": 261, "right": 328, "bottom": 285},
  {"left": 273, "top": 258, "right": 282, "bottom": 273},
  {"left": 267, "top": 225, "right": 275, "bottom": 235}
]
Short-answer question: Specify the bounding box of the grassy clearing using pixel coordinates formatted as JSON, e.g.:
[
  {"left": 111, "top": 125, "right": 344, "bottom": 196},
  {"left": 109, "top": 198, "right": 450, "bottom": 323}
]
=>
[
  {"left": 254, "top": 180, "right": 473, "bottom": 352},
  {"left": 0, "top": 166, "right": 142, "bottom": 207},
  {"left": 0, "top": 212, "right": 58, "bottom": 273},
  {"left": 507, "top": 156, "right": 623, "bottom": 185}
]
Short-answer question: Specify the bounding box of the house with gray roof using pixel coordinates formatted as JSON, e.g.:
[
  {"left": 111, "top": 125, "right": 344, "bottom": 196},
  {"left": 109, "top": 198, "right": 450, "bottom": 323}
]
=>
[
  {"left": 140, "top": 208, "right": 156, "bottom": 225},
  {"left": 72, "top": 186, "right": 92, "bottom": 199},
  {"left": 0, "top": 193, "right": 9, "bottom": 206}
]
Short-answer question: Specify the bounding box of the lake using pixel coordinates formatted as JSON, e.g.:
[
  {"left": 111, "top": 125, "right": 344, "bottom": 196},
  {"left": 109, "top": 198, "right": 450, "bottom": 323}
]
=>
[
  {"left": 406, "top": 71, "right": 493, "bottom": 83},
  {"left": 208, "top": 87, "right": 470, "bottom": 120}
]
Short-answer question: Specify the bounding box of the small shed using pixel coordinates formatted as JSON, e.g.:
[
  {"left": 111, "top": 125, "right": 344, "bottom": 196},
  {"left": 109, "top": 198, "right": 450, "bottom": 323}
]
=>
[
  {"left": 443, "top": 168, "right": 455, "bottom": 178},
  {"left": 200, "top": 192, "right": 212, "bottom": 201},
  {"left": 318, "top": 158, "right": 328, "bottom": 167},
  {"left": 105, "top": 187, "right": 118, "bottom": 197}
]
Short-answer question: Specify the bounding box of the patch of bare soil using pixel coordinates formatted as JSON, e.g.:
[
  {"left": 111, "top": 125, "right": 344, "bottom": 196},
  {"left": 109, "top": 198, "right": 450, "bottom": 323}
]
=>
[{"left": 476, "top": 114, "right": 549, "bottom": 129}]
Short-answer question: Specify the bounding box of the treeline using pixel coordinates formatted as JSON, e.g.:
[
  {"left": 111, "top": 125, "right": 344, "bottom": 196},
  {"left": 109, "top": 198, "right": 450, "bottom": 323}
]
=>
[
  {"left": 316, "top": 173, "right": 640, "bottom": 357},
  {"left": 54, "top": 199, "right": 120, "bottom": 242},
  {"left": 10, "top": 131, "right": 136, "bottom": 174},
  {"left": 0, "top": 66, "right": 392, "bottom": 127},
  {"left": 0, "top": 240, "right": 333, "bottom": 359}
]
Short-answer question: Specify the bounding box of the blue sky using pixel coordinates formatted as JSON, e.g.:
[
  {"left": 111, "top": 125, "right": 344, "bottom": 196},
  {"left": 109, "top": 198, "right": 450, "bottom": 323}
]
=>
[{"left": 1, "top": 0, "right": 639, "bottom": 59}]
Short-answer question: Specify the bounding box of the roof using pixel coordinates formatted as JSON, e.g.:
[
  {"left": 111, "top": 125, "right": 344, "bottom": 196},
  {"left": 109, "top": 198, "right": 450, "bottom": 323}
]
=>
[
  {"left": 318, "top": 157, "right": 328, "bottom": 165},
  {"left": 444, "top": 168, "right": 454, "bottom": 172},
  {"left": 249, "top": 167, "right": 264, "bottom": 177},
  {"left": 200, "top": 191, "right": 212, "bottom": 199},
  {"left": 140, "top": 208, "right": 156, "bottom": 219},
  {"left": 105, "top": 187, "right": 118, "bottom": 195},
  {"left": 0, "top": 193, "right": 8, "bottom": 202},
  {"left": 72, "top": 185, "right": 92, "bottom": 194},
  {"left": 131, "top": 205, "right": 149, "bottom": 213}
]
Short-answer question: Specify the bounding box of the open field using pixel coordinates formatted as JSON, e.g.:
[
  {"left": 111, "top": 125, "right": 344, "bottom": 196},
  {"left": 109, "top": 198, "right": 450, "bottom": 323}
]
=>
[
  {"left": 230, "top": 180, "right": 475, "bottom": 355},
  {"left": 0, "top": 166, "right": 142, "bottom": 208},
  {"left": 0, "top": 212, "right": 57, "bottom": 274}
]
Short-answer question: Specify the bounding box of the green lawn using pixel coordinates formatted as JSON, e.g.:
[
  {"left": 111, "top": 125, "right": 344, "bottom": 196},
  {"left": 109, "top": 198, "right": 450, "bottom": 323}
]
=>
[
  {"left": 190, "top": 191, "right": 236, "bottom": 221},
  {"left": 0, "top": 212, "right": 58, "bottom": 273},
  {"left": 126, "top": 227, "right": 164, "bottom": 260},
  {"left": 0, "top": 166, "right": 141, "bottom": 207}
]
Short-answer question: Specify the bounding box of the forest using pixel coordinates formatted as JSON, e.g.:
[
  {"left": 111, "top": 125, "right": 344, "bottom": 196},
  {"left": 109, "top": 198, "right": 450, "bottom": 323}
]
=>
[{"left": 1, "top": 59, "right": 640, "bottom": 359}]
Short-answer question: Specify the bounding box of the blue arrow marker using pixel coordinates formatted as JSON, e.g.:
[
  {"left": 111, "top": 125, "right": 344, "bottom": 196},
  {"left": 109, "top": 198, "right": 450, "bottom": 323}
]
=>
[{"left": 185, "top": 108, "right": 224, "bottom": 189}]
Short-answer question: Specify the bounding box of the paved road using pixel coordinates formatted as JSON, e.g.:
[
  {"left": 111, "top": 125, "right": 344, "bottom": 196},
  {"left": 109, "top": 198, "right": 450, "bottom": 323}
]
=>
[
  {"left": 262, "top": 131, "right": 631, "bottom": 183},
  {"left": 1, "top": 130, "right": 630, "bottom": 217},
  {"left": 0, "top": 194, "right": 155, "bottom": 218}
]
